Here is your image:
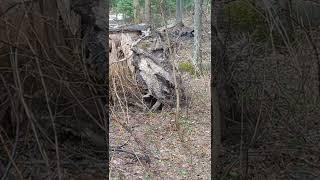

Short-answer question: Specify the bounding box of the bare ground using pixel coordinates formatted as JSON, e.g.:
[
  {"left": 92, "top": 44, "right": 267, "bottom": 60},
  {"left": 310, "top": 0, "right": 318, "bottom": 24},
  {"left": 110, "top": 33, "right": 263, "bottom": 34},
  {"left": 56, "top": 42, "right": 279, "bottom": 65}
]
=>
[{"left": 109, "top": 74, "right": 211, "bottom": 179}]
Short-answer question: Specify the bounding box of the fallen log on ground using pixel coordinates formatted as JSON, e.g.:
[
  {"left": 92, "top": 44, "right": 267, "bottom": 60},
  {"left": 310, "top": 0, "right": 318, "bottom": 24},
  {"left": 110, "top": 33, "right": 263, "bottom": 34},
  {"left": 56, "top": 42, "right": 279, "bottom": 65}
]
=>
[
  {"left": 109, "top": 24, "right": 189, "bottom": 111},
  {"left": 109, "top": 23, "right": 150, "bottom": 35}
]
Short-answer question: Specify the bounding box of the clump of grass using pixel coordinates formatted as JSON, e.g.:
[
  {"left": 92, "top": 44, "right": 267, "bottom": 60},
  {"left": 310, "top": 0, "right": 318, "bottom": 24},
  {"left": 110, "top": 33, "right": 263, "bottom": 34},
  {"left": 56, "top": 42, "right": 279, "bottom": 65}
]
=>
[
  {"left": 139, "top": 41, "right": 150, "bottom": 49},
  {"left": 178, "top": 168, "right": 189, "bottom": 176},
  {"left": 143, "top": 173, "right": 151, "bottom": 180},
  {"left": 147, "top": 111, "right": 157, "bottom": 118},
  {"left": 201, "top": 61, "right": 211, "bottom": 73},
  {"left": 180, "top": 116, "right": 193, "bottom": 134},
  {"left": 178, "top": 61, "right": 195, "bottom": 75}
]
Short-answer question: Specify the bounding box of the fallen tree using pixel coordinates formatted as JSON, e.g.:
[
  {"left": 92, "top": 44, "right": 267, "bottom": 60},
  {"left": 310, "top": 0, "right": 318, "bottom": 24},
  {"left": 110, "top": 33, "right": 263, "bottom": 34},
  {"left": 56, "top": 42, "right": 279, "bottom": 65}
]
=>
[{"left": 109, "top": 24, "right": 191, "bottom": 111}]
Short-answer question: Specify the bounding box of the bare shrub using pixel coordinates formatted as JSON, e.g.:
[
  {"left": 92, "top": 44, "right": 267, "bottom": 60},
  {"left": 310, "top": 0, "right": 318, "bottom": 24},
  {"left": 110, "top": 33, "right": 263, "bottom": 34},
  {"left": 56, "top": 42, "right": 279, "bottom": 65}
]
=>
[{"left": 0, "top": 1, "right": 107, "bottom": 178}]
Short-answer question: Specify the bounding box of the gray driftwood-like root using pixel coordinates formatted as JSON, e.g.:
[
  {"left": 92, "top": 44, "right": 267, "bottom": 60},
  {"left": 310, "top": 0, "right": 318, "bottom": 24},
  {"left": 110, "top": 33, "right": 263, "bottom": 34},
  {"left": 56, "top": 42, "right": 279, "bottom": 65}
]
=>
[
  {"left": 142, "top": 92, "right": 152, "bottom": 99},
  {"left": 150, "top": 100, "right": 162, "bottom": 112},
  {"left": 110, "top": 24, "right": 188, "bottom": 111}
]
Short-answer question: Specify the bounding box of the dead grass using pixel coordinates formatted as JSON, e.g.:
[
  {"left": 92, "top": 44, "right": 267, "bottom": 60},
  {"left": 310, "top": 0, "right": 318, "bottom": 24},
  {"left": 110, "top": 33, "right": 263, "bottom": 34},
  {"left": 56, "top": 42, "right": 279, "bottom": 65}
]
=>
[{"left": 109, "top": 33, "right": 146, "bottom": 110}]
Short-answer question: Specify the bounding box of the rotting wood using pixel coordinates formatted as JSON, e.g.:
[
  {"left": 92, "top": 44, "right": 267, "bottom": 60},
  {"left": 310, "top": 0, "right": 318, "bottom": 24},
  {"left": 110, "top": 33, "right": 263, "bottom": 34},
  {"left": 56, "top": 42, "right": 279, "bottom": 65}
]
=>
[
  {"left": 156, "top": 23, "right": 194, "bottom": 41},
  {"left": 109, "top": 25, "right": 188, "bottom": 111},
  {"left": 109, "top": 24, "right": 150, "bottom": 34}
]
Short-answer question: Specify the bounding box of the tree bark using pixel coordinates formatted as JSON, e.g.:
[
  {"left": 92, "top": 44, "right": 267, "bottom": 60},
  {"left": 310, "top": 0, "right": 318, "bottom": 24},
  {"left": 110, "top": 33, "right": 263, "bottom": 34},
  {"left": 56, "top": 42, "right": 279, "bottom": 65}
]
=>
[
  {"left": 133, "top": 0, "right": 140, "bottom": 23},
  {"left": 176, "top": 0, "right": 183, "bottom": 26},
  {"left": 145, "top": 0, "right": 151, "bottom": 24},
  {"left": 192, "top": 0, "right": 203, "bottom": 74}
]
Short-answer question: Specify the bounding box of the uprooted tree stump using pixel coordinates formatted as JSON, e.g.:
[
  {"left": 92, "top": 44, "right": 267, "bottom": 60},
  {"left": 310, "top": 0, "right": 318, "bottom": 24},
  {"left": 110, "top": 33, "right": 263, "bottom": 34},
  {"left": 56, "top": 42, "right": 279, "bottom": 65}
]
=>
[{"left": 109, "top": 24, "right": 192, "bottom": 111}]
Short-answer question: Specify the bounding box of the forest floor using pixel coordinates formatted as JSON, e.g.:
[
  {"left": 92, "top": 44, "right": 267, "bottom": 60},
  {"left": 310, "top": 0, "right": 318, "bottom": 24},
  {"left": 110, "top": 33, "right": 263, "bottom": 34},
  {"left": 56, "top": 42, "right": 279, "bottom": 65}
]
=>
[{"left": 109, "top": 13, "right": 211, "bottom": 179}]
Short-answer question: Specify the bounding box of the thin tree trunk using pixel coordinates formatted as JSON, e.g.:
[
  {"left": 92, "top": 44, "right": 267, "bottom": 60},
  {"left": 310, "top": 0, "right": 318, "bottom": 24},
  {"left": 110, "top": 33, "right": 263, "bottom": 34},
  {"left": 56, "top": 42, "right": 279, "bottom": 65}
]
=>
[
  {"left": 133, "top": 0, "right": 140, "bottom": 23},
  {"left": 192, "top": 0, "right": 203, "bottom": 74},
  {"left": 139, "top": 7, "right": 144, "bottom": 23},
  {"left": 176, "top": 0, "right": 183, "bottom": 25},
  {"left": 145, "top": 0, "right": 151, "bottom": 24},
  {"left": 180, "top": 0, "right": 183, "bottom": 21}
]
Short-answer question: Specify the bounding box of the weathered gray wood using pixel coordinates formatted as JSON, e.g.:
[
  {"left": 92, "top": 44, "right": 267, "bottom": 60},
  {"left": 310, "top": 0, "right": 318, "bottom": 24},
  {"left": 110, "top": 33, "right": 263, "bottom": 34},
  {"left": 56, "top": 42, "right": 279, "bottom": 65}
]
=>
[
  {"left": 132, "top": 34, "right": 185, "bottom": 111},
  {"left": 193, "top": 0, "right": 204, "bottom": 73},
  {"left": 109, "top": 24, "right": 149, "bottom": 34},
  {"left": 131, "top": 46, "right": 164, "bottom": 67},
  {"left": 110, "top": 24, "right": 186, "bottom": 111}
]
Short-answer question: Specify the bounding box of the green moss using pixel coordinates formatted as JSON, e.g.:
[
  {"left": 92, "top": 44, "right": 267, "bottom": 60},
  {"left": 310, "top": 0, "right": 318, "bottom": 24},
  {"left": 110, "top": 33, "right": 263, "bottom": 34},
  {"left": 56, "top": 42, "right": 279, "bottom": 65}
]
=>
[{"left": 178, "top": 61, "right": 195, "bottom": 75}]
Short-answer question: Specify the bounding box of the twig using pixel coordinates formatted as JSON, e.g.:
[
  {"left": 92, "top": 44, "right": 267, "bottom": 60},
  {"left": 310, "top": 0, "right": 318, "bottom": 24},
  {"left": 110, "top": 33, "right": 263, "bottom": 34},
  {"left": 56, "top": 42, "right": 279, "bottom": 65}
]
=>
[
  {"left": 109, "top": 148, "right": 151, "bottom": 164},
  {"left": 9, "top": 47, "right": 51, "bottom": 173},
  {"left": 0, "top": 129, "right": 23, "bottom": 179},
  {"left": 0, "top": 76, "right": 21, "bottom": 180},
  {"left": 158, "top": 0, "right": 195, "bottom": 172}
]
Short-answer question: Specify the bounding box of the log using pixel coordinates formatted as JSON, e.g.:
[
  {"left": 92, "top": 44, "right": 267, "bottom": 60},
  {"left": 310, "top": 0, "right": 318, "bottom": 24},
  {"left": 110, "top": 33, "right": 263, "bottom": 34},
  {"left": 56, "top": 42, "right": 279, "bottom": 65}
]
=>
[
  {"left": 109, "top": 23, "right": 150, "bottom": 34},
  {"left": 109, "top": 25, "right": 186, "bottom": 111},
  {"left": 156, "top": 23, "right": 194, "bottom": 40},
  {"left": 131, "top": 33, "right": 185, "bottom": 111}
]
